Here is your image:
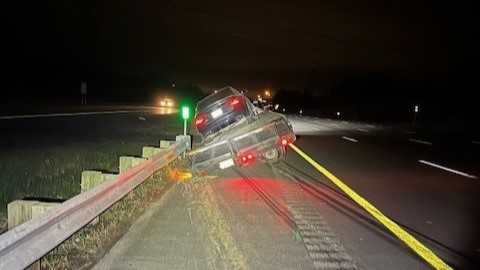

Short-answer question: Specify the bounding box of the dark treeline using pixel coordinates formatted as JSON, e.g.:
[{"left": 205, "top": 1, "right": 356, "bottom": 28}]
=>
[
  {"left": 273, "top": 71, "right": 478, "bottom": 124},
  {"left": 3, "top": 74, "right": 205, "bottom": 109}
]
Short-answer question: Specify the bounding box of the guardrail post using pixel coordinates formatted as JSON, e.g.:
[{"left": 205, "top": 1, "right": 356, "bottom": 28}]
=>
[
  {"left": 176, "top": 135, "right": 192, "bottom": 158},
  {"left": 119, "top": 156, "right": 146, "bottom": 173},
  {"left": 160, "top": 140, "right": 174, "bottom": 149},
  {"left": 81, "top": 171, "right": 117, "bottom": 224},
  {"left": 81, "top": 171, "right": 117, "bottom": 192},
  {"left": 0, "top": 138, "right": 190, "bottom": 270},
  {"left": 7, "top": 200, "right": 60, "bottom": 270},
  {"left": 142, "top": 146, "right": 163, "bottom": 159},
  {"left": 81, "top": 171, "right": 104, "bottom": 193}
]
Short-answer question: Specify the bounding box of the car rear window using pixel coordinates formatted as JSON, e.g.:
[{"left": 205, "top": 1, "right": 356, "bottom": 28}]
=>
[{"left": 197, "top": 87, "right": 238, "bottom": 111}]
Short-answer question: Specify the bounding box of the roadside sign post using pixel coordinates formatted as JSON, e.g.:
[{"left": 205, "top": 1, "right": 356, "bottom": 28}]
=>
[
  {"left": 182, "top": 106, "right": 190, "bottom": 136},
  {"left": 413, "top": 105, "right": 419, "bottom": 126}
]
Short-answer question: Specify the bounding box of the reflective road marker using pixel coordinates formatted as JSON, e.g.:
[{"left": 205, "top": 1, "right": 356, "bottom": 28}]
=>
[
  {"left": 409, "top": 138, "right": 433, "bottom": 146},
  {"left": 289, "top": 143, "right": 453, "bottom": 270},
  {"left": 419, "top": 160, "right": 478, "bottom": 179},
  {"left": 341, "top": 136, "right": 358, "bottom": 143},
  {"left": 0, "top": 110, "right": 149, "bottom": 120}
]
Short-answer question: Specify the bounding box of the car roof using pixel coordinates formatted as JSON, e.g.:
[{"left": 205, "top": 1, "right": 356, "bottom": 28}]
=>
[{"left": 196, "top": 86, "right": 240, "bottom": 111}]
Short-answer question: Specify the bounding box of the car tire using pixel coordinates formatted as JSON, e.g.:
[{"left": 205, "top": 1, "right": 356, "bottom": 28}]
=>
[{"left": 265, "top": 147, "right": 283, "bottom": 164}]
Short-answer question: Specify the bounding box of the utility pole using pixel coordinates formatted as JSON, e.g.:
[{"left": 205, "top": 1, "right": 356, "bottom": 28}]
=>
[{"left": 413, "top": 105, "right": 419, "bottom": 126}]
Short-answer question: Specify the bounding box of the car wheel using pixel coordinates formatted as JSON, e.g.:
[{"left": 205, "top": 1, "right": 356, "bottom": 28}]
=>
[{"left": 265, "top": 147, "right": 282, "bottom": 164}]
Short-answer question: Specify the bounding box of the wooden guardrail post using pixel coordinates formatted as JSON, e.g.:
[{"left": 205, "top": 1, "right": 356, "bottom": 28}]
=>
[
  {"left": 81, "top": 170, "right": 117, "bottom": 193},
  {"left": 142, "top": 146, "right": 163, "bottom": 159},
  {"left": 119, "top": 156, "right": 146, "bottom": 173},
  {"left": 160, "top": 140, "right": 174, "bottom": 149},
  {"left": 81, "top": 171, "right": 116, "bottom": 224},
  {"left": 7, "top": 200, "right": 60, "bottom": 270}
]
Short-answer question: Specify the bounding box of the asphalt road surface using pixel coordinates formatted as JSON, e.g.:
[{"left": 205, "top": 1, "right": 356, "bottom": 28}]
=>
[
  {"left": 285, "top": 116, "right": 480, "bottom": 269},
  {"left": 94, "top": 115, "right": 479, "bottom": 269}
]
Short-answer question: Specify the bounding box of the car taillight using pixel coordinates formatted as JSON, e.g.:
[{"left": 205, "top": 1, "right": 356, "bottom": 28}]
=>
[
  {"left": 194, "top": 113, "right": 208, "bottom": 129},
  {"left": 278, "top": 135, "right": 293, "bottom": 147},
  {"left": 238, "top": 152, "right": 256, "bottom": 166},
  {"left": 228, "top": 96, "right": 244, "bottom": 110},
  {"left": 230, "top": 98, "right": 240, "bottom": 106}
]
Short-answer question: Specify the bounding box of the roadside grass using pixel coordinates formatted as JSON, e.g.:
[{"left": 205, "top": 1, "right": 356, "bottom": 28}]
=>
[
  {"left": 0, "top": 114, "right": 182, "bottom": 233},
  {"left": 0, "top": 142, "right": 141, "bottom": 229},
  {"left": 41, "top": 159, "right": 186, "bottom": 269}
]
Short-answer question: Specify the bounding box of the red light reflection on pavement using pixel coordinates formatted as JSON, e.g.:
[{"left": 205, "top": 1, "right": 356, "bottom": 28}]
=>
[{"left": 212, "top": 176, "right": 310, "bottom": 231}]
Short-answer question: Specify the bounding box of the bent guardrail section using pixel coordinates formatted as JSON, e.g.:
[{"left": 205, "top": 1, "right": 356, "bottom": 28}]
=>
[{"left": 0, "top": 135, "right": 191, "bottom": 270}]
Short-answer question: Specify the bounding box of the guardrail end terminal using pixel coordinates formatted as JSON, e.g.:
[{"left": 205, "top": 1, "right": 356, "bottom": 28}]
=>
[{"left": 176, "top": 135, "right": 191, "bottom": 150}]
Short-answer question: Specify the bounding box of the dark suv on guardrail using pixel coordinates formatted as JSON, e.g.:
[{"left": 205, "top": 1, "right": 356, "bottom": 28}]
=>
[{"left": 194, "top": 86, "right": 256, "bottom": 142}]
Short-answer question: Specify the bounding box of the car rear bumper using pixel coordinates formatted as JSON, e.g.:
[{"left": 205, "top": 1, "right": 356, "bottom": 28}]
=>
[{"left": 190, "top": 115, "right": 295, "bottom": 173}]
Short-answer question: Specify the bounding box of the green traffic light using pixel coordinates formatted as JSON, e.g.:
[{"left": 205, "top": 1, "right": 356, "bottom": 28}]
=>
[{"left": 182, "top": 106, "right": 190, "bottom": 120}]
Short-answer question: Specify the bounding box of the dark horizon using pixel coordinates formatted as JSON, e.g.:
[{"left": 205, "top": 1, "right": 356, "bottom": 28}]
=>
[{"left": 4, "top": 0, "right": 478, "bottom": 122}]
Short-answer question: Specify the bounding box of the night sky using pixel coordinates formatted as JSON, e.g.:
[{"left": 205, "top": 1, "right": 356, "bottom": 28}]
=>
[{"left": 4, "top": 0, "right": 477, "bottom": 111}]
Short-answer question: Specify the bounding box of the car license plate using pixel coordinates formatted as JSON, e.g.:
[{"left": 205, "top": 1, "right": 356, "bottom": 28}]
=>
[
  {"left": 219, "top": 158, "right": 234, "bottom": 169},
  {"left": 211, "top": 108, "right": 223, "bottom": 119}
]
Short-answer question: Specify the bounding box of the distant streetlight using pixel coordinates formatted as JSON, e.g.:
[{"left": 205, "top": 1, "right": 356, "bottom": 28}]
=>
[
  {"left": 282, "top": 108, "right": 286, "bottom": 112},
  {"left": 257, "top": 94, "right": 261, "bottom": 100},
  {"left": 274, "top": 104, "right": 279, "bottom": 110},
  {"left": 265, "top": 90, "right": 271, "bottom": 98},
  {"left": 172, "top": 82, "right": 176, "bottom": 88},
  {"left": 337, "top": 111, "right": 341, "bottom": 118},
  {"left": 299, "top": 109, "right": 303, "bottom": 115}
]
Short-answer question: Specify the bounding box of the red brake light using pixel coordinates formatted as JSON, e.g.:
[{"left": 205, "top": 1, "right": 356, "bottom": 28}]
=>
[
  {"left": 279, "top": 135, "right": 292, "bottom": 147},
  {"left": 194, "top": 113, "right": 208, "bottom": 129},
  {"left": 228, "top": 96, "right": 244, "bottom": 110},
  {"left": 230, "top": 98, "right": 240, "bottom": 106},
  {"left": 238, "top": 152, "right": 256, "bottom": 166}
]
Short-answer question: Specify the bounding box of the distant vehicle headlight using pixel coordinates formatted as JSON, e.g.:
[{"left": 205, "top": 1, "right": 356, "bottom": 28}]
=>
[{"left": 159, "top": 98, "right": 175, "bottom": 107}]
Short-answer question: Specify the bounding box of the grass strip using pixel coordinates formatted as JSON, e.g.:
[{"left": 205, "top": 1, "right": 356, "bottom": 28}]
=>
[{"left": 42, "top": 160, "right": 185, "bottom": 270}]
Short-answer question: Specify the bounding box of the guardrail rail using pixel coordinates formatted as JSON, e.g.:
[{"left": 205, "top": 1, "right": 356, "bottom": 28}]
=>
[{"left": 0, "top": 135, "right": 190, "bottom": 270}]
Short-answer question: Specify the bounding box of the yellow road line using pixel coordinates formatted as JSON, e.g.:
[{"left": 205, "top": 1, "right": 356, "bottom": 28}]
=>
[{"left": 289, "top": 143, "right": 453, "bottom": 270}]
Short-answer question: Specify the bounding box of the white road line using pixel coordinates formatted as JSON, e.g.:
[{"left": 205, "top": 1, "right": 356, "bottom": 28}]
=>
[
  {"left": 0, "top": 110, "right": 149, "bottom": 120},
  {"left": 473, "top": 140, "right": 480, "bottom": 145},
  {"left": 356, "top": 128, "right": 369, "bottom": 133},
  {"left": 341, "top": 136, "right": 358, "bottom": 143},
  {"left": 409, "top": 138, "right": 432, "bottom": 146},
  {"left": 418, "top": 160, "right": 478, "bottom": 179}
]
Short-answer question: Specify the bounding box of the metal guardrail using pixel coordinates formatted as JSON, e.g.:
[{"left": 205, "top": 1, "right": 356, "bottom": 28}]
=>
[{"left": 0, "top": 135, "right": 190, "bottom": 270}]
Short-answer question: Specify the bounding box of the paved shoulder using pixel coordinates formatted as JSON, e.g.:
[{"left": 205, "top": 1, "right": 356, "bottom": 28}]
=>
[{"left": 92, "top": 183, "right": 210, "bottom": 270}]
